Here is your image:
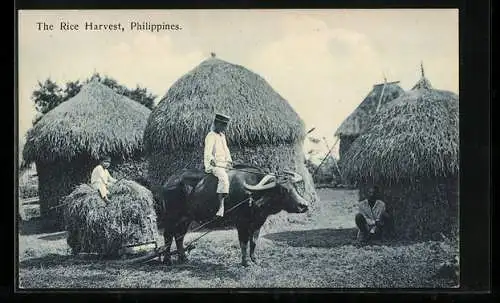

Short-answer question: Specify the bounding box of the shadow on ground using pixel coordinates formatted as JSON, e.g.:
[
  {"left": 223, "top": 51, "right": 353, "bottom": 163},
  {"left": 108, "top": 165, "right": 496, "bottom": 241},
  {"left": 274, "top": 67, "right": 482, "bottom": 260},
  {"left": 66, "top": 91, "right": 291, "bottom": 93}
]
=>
[
  {"left": 264, "top": 228, "right": 421, "bottom": 248},
  {"left": 20, "top": 254, "right": 101, "bottom": 268},
  {"left": 19, "top": 219, "right": 44, "bottom": 236},
  {"left": 19, "top": 218, "right": 64, "bottom": 236},
  {"left": 264, "top": 228, "right": 359, "bottom": 248},
  {"left": 19, "top": 252, "right": 240, "bottom": 281},
  {"left": 169, "top": 259, "right": 241, "bottom": 282}
]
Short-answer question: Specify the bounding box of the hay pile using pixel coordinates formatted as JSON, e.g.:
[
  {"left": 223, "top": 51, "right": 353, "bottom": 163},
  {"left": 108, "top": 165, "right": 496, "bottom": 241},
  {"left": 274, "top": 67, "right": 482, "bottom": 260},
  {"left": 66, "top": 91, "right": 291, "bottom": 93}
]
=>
[
  {"left": 63, "top": 180, "right": 159, "bottom": 257},
  {"left": 144, "top": 56, "right": 318, "bottom": 226},
  {"left": 342, "top": 71, "right": 459, "bottom": 240},
  {"left": 335, "top": 81, "right": 404, "bottom": 160},
  {"left": 22, "top": 81, "right": 151, "bottom": 230}
]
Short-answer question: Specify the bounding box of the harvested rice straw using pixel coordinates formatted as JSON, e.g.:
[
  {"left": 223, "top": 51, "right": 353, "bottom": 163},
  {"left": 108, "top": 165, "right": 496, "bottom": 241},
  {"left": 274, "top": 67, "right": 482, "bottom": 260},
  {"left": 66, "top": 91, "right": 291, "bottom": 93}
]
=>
[{"left": 64, "top": 179, "right": 159, "bottom": 257}]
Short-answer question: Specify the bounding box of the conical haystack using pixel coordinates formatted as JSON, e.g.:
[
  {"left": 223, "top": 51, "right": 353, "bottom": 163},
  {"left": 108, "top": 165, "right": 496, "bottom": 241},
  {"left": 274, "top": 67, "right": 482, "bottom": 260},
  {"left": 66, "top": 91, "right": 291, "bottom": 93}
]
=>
[
  {"left": 342, "top": 66, "right": 459, "bottom": 240},
  {"left": 23, "top": 81, "right": 151, "bottom": 230}
]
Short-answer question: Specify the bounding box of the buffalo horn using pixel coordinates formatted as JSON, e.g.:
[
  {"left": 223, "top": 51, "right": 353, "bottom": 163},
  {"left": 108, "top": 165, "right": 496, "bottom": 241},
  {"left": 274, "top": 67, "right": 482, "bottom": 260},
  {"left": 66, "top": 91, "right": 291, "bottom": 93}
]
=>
[
  {"left": 243, "top": 174, "right": 277, "bottom": 191},
  {"left": 283, "top": 170, "right": 303, "bottom": 183}
]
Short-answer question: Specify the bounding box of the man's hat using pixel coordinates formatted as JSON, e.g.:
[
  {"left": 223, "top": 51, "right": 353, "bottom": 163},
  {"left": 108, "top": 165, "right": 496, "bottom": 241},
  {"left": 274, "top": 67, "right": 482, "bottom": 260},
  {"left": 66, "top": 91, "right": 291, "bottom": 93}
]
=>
[{"left": 214, "top": 113, "right": 230, "bottom": 124}]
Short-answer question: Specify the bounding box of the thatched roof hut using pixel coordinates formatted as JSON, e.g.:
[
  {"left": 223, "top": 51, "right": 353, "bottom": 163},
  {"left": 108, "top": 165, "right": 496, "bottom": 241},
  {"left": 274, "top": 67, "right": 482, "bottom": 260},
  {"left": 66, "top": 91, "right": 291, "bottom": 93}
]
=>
[
  {"left": 335, "top": 80, "right": 404, "bottom": 161},
  {"left": 144, "top": 56, "right": 318, "bottom": 222},
  {"left": 23, "top": 81, "right": 151, "bottom": 230},
  {"left": 342, "top": 66, "right": 459, "bottom": 240}
]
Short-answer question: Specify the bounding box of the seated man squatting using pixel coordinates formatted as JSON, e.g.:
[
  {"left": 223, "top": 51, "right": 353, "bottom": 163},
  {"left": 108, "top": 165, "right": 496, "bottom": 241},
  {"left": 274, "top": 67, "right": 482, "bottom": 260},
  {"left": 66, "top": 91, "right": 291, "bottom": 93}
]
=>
[{"left": 355, "top": 185, "right": 393, "bottom": 243}]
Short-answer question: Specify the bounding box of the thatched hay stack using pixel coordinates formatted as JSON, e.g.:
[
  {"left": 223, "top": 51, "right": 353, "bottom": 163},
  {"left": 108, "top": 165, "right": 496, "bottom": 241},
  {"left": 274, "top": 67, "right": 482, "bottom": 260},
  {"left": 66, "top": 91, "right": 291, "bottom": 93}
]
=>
[
  {"left": 64, "top": 180, "right": 159, "bottom": 257},
  {"left": 22, "top": 81, "right": 151, "bottom": 230},
  {"left": 144, "top": 56, "right": 318, "bottom": 226},
  {"left": 342, "top": 68, "right": 459, "bottom": 240},
  {"left": 335, "top": 80, "right": 404, "bottom": 161}
]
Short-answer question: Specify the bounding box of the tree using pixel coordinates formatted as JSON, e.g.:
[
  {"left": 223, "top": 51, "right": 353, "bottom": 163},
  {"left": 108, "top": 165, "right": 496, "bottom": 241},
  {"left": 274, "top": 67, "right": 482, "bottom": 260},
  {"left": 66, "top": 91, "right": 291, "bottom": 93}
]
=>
[
  {"left": 31, "top": 78, "right": 64, "bottom": 114},
  {"left": 83, "top": 72, "right": 156, "bottom": 109},
  {"left": 62, "top": 80, "right": 83, "bottom": 101},
  {"left": 31, "top": 73, "right": 157, "bottom": 118}
]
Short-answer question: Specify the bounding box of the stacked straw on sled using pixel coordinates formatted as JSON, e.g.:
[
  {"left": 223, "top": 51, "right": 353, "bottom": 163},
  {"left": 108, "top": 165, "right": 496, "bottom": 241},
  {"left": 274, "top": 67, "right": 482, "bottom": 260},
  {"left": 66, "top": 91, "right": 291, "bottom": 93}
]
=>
[{"left": 63, "top": 179, "right": 159, "bottom": 257}]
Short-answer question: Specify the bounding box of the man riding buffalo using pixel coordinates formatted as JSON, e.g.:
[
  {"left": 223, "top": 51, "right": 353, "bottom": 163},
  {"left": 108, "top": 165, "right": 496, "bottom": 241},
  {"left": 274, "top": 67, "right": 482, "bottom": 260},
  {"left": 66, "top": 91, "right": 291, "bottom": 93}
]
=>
[
  {"left": 156, "top": 113, "right": 310, "bottom": 267},
  {"left": 203, "top": 113, "right": 232, "bottom": 217}
]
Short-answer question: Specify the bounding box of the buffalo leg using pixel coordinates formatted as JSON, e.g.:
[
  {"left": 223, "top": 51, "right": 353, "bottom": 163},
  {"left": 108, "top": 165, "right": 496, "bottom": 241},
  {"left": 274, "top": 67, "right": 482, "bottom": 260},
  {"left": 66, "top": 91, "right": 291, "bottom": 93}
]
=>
[
  {"left": 163, "top": 223, "right": 174, "bottom": 266},
  {"left": 175, "top": 218, "right": 191, "bottom": 263},
  {"left": 249, "top": 228, "right": 261, "bottom": 263},
  {"left": 237, "top": 227, "right": 250, "bottom": 267}
]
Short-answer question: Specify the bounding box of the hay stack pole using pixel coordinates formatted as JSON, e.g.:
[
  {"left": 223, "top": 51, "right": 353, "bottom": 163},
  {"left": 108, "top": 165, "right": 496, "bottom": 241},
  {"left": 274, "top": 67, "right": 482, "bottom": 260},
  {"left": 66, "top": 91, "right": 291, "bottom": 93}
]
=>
[
  {"left": 322, "top": 137, "right": 343, "bottom": 182},
  {"left": 375, "top": 74, "right": 388, "bottom": 113},
  {"left": 312, "top": 136, "right": 339, "bottom": 178}
]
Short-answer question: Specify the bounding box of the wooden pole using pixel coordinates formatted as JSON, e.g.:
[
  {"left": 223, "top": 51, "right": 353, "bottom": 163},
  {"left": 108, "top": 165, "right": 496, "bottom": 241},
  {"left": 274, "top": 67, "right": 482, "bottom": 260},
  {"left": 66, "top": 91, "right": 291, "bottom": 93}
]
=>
[
  {"left": 312, "top": 137, "right": 340, "bottom": 178},
  {"left": 322, "top": 137, "right": 344, "bottom": 182},
  {"left": 375, "top": 75, "right": 388, "bottom": 113}
]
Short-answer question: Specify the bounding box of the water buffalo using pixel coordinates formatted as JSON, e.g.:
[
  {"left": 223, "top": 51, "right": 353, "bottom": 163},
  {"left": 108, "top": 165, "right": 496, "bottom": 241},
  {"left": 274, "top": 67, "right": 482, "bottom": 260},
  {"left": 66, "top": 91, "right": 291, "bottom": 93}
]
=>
[{"left": 157, "top": 164, "right": 310, "bottom": 267}]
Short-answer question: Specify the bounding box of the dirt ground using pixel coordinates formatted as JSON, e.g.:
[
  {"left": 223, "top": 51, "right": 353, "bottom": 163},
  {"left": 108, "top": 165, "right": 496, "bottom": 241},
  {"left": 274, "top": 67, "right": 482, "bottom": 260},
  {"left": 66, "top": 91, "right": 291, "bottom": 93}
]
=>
[{"left": 18, "top": 188, "right": 458, "bottom": 288}]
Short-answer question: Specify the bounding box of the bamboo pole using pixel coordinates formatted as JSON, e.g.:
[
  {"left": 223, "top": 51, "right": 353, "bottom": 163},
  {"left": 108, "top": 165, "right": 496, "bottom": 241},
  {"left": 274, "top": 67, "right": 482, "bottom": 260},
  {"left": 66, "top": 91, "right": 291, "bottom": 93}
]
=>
[
  {"left": 375, "top": 75, "right": 388, "bottom": 113},
  {"left": 322, "top": 137, "right": 343, "bottom": 182},
  {"left": 313, "top": 137, "right": 340, "bottom": 178}
]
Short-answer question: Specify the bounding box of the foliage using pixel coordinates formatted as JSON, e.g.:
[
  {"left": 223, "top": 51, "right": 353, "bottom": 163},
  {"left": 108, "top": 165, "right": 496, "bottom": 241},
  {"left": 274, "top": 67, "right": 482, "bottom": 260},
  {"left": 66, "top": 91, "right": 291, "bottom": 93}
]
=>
[
  {"left": 31, "top": 73, "right": 156, "bottom": 116},
  {"left": 305, "top": 155, "right": 341, "bottom": 185},
  {"left": 32, "top": 79, "right": 65, "bottom": 114}
]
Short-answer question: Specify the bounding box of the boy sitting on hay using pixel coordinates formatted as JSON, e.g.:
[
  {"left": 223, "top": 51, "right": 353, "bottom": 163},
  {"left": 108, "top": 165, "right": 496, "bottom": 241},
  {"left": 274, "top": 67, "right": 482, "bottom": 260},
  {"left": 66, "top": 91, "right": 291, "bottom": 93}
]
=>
[
  {"left": 91, "top": 156, "right": 117, "bottom": 203},
  {"left": 64, "top": 157, "right": 159, "bottom": 258}
]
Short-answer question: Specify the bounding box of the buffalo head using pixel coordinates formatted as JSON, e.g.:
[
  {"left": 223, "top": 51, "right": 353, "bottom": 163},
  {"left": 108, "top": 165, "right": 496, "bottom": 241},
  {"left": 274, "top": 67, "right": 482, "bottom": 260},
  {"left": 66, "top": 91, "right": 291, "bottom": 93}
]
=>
[{"left": 243, "top": 170, "right": 309, "bottom": 214}]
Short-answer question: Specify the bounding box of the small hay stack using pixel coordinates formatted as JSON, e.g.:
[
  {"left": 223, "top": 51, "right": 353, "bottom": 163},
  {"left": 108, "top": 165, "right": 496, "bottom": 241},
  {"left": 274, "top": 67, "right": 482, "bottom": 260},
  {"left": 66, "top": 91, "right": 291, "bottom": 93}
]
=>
[
  {"left": 342, "top": 67, "right": 459, "bottom": 241},
  {"left": 144, "top": 56, "right": 318, "bottom": 227},
  {"left": 22, "top": 81, "right": 151, "bottom": 231},
  {"left": 335, "top": 80, "right": 404, "bottom": 162},
  {"left": 63, "top": 180, "right": 159, "bottom": 257}
]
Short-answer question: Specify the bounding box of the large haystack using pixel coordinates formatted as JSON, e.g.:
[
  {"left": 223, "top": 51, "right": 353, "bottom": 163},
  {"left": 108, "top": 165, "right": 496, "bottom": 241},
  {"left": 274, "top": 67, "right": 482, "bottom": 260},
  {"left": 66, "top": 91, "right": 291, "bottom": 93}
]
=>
[
  {"left": 144, "top": 56, "right": 318, "bottom": 221},
  {"left": 23, "top": 81, "right": 151, "bottom": 230},
  {"left": 64, "top": 180, "right": 159, "bottom": 257},
  {"left": 335, "top": 80, "right": 404, "bottom": 161},
  {"left": 342, "top": 68, "right": 459, "bottom": 240}
]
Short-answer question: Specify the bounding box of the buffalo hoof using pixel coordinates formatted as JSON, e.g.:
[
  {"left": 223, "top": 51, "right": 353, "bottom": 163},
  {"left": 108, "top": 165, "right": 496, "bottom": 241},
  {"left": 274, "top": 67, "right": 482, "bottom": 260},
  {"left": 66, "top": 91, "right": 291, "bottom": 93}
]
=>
[
  {"left": 163, "top": 257, "right": 173, "bottom": 266},
  {"left": 178, "top": 255, "right": 189, "bottom": 264},
  {"left": 250, "top": 255, "right": 258, "bottom": 264},
  {"left": 241, "top": 260, "right": 250, "bottom": 267}
]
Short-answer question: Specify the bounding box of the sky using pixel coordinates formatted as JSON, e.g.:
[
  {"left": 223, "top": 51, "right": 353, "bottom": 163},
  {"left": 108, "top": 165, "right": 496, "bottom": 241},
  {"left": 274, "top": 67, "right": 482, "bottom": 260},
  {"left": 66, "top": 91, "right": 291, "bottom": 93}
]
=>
[{"left": 17, "top": 9, "right": 458, "bottom": 158}]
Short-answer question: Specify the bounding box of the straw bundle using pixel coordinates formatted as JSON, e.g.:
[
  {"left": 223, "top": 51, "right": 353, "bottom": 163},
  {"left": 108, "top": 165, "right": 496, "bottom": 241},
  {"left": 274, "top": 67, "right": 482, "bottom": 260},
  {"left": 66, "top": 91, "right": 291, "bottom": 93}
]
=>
[
  {"left": 342, "top": 76, "right": 459, "bottom": 240},
  {"left": 22, "top": 81, "right": 151, "bottom": 230},
  {"left": 144, "top": 57, "right": 318, "bottom": 227},
  {"left": 64, "top": 180, "right": 159, "bottom": 257}
]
